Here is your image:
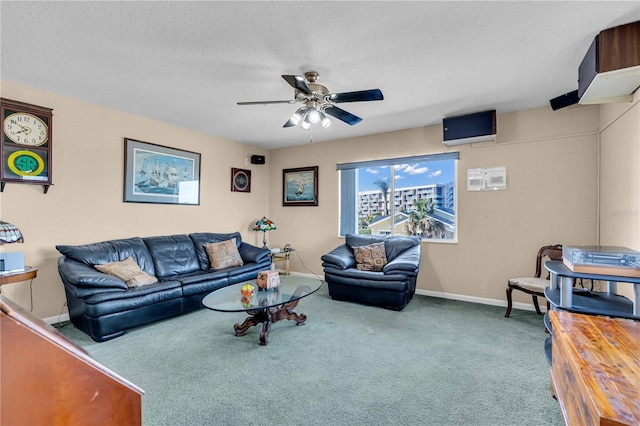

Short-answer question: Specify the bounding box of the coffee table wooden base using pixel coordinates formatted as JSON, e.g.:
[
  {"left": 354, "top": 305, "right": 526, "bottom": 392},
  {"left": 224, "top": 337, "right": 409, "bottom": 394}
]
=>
[{"left": 233, "top": 299, "right": 307, "bottom": 346}]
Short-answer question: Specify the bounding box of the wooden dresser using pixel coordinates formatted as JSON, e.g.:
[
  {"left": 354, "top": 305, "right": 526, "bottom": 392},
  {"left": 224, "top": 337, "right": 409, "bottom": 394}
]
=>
[
  {"left": 549, "top": 310, "right": 640, "bottom": 426},
  {"left": 1, "top": 295, "right": 144, "bottom": 426}
]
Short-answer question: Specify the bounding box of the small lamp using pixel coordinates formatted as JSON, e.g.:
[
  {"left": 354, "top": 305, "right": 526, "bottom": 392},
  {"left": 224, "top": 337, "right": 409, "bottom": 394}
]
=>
[
  {"left": 0, "top": 221, "right": 23, "bottom": 244},
  {"left": 252, "top": 217, "right": 276, "bottom": 248},
  {"left": 0, "top": 221, "right": 25, "bottom": 273}
]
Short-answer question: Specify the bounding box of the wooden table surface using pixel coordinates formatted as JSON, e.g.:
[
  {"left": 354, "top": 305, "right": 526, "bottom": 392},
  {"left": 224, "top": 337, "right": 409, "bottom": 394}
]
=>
[
  {"left": 550, "top": 310, "right": 640, "bottom": 426},
  {"left": 0, "top": 266, "right": 37, "bottom": 285}
]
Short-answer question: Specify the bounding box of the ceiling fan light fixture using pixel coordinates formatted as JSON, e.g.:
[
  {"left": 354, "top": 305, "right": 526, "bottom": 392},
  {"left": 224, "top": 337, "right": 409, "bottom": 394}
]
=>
[
  {"left": 289, "top": 107, "right": 307, "bottom": 125},
  {"left": 240, "top": 72, "right": 382, "bottom": 130},
  {"left": 307, "top": 108, "right": 321, "bottom": 124},
  {"left": 319, "top": 111, "right": 331, "bottom": 128},
  {"left": 289, "top": 113, "right": 301, "bottom": 126}
]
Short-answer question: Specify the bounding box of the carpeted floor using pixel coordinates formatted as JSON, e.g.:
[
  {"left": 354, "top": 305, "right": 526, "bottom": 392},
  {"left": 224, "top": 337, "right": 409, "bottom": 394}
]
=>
[{"left": 59, "top": 282, "right": 564, "bottom": 426}]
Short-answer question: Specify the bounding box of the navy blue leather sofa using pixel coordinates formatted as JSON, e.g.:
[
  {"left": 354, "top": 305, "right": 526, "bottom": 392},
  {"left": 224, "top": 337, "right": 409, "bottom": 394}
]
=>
[
  {"left": 56, "top": 232, "right": 270, "bottom": 341},
  {"left": 321, "top": 234, "right": 421, "bottom": 311}
]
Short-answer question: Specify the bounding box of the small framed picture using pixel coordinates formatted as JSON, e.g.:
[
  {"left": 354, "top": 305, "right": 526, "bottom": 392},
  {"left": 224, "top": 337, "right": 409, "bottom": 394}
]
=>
[
  {"left": 283, "top": 166, "right": 318, "bottom": 206},
  {"left": 231, "top": 167, "right": 251, "bottom": 192}
]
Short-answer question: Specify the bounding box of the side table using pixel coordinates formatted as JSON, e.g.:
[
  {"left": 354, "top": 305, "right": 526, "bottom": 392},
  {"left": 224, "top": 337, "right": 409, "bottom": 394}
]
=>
[
  {"left": 544, "top": 260, "right": 640, "bottom": 320},
  {"left": 271, "top": 248, "right": 295, "bottom": 275},
  {"left": 0, "top": 266, "right": 38, "bottom": 311}
]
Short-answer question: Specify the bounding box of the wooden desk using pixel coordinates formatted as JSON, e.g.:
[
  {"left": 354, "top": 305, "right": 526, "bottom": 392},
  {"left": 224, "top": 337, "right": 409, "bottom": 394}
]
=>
[
  {"left": 0, "top": 266, "right": 37, "bottom": 310},
  {"left": 1, "top": 295, "right": 143, "bottom": 425},
  {"left": 550, "top": 311, "right": 640, "bottom": 426}
]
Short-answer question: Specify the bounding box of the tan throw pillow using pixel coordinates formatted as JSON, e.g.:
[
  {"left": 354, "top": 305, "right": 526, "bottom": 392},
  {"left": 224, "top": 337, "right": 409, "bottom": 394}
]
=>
[
  {"left": 95, "top": 256, "right": 158, "bottom": 288},
  {"left": 204, "top": 238, "right": 244, "bottom": 269},
  {"left": 352, "top": 242, "right": 388, "bottom": 272}
]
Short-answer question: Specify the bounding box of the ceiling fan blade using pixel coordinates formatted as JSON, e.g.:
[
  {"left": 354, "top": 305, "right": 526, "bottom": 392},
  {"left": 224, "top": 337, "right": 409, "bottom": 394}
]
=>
[
  {"left": 282, "top": 75, "right": 312, "bottom": 95},
  {"left": 329, "top": 89, "right": 384, "bottom": 103},
  {"left": 324, "top": 106, "right": 363, "bottom": 125},
  {"left": 237, "top": 100, "right": 296, "bottom": 105}
]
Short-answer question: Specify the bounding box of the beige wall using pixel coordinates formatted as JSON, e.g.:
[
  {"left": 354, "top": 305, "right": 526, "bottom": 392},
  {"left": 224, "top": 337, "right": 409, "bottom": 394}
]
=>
[
  {"left": 0, "top": 80, "right": 268, "bottom": 318},
  {"left": 269, "top": 105, "right": 600, "bottom": 305},
  {"left": 598, "top": 90, "right": 639, "bottom": 299},
  {"left": 3, "top": 78, "right": 636, "bottom": 319}
]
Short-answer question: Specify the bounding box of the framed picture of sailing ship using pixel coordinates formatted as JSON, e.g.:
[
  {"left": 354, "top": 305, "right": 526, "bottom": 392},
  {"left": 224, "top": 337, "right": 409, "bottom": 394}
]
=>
[
  {"left": 282, "top": 166, "right": 318, "bottom": 206},
  {"left": 124, "top": 138, "right": 201, "bottom": 205}
]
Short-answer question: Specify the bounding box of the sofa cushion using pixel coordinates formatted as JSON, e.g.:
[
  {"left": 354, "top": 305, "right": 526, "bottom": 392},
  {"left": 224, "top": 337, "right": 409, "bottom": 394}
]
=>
[
  {"left": 56, "top": 237, "right": 156, "bottom": 275},
  {"left": 143, "top": 234, "right": 200, "bottom": 278},
  {"left": 94, "top": 256, "right": 158, "bottom": 288},
  {"left": 205, "top": 238, "right": 244, "bottom": 269},
  {"left": 352, "top": 242, "right": 387, "bottom": 272},
  {"left": 189, "top": 232, "right": 243, "bottom": 270}
]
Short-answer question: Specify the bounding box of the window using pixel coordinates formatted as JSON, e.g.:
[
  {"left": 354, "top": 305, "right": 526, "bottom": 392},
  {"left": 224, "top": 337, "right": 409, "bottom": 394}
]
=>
[{"left": 338, "top": 152, "right": 458, "bottom": 242}]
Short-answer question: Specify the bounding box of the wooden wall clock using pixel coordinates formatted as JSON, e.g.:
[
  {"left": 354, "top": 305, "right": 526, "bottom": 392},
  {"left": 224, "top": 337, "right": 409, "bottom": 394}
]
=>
[{"left": 1, "top": 98, "right": 53, "bottom": 193}]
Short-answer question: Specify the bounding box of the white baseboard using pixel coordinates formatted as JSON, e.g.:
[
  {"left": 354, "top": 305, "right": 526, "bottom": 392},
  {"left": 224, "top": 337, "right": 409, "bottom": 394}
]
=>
[
  {"left": 312, "top": 270, "right": 542, "bottom": 313},
  {"left": 415, "top": 288, "right": 545, "bottom": 313},
  {"left": 43, "top": 312, "right": 70, "bottom": 325}
]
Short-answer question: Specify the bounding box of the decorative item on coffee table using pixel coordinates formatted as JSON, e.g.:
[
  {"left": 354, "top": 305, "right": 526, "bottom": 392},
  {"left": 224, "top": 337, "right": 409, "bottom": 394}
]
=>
[
  {"left": 257, "top": 270, "right": 280, "bottom": 290},
  {"left": 240, "top": 284, "right": 255, "bottom": 297}
]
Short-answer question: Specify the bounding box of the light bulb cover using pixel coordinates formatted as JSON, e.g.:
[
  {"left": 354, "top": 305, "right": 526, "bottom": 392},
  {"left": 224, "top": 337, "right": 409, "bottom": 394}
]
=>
[
  {"left": 319, "top": 111, "right": 331, "bottom": 128},
  {"left": 307, "top": 108, "right": 321, "bottom": 123}
]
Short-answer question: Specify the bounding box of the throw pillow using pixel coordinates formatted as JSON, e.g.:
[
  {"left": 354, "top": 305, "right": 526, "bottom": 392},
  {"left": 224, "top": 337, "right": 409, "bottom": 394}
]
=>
[
  {"left": 95, "top": 256, "right": 158, "bottom": 288},
  {"left": 352, "top": 242, "right": 388, "bottom": 272},
  {"left": 204, "top": 238, "right": 244, "bottom": 269}
]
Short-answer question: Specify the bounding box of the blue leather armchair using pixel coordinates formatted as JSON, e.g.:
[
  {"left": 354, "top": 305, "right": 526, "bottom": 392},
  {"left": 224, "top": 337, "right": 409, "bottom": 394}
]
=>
[{"left": 321, "top": 234, "right": 421, "bottom": 310}]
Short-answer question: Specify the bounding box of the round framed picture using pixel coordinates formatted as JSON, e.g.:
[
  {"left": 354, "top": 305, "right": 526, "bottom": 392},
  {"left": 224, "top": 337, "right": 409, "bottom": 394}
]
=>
[{"left": 231, "top": 167, "right": 251, "bottom": 192}]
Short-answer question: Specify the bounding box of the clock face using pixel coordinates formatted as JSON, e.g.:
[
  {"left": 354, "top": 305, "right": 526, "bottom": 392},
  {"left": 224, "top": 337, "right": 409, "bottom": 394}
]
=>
[{"left": 3, "top": 112, "right": 49, "bottom": 146}]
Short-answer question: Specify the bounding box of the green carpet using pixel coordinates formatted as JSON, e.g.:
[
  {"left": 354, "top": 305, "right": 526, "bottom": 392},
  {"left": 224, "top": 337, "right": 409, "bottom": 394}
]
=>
[{"left": 59, "top": 283, "right": 564, "bottom": 426}]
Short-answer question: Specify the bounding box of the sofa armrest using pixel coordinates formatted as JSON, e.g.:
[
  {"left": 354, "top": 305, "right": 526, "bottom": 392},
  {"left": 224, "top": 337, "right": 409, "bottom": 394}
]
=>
[
  {"left": 239, "top": 243, "right": 270, "bottom": 264},
  {"left": 383, "top": 245, "right": 421, "bottom": 276},
  {"left": 321, "top": 244, "right": 356, "bottom": 270},
  {"left": 58, "top": 257, "right": 128, "bottom": 290}
]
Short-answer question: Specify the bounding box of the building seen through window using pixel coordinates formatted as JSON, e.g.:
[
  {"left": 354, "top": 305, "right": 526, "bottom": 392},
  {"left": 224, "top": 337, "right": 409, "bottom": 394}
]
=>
[{"left": 338, "top": 152, "right": 458, "bottom": 242}]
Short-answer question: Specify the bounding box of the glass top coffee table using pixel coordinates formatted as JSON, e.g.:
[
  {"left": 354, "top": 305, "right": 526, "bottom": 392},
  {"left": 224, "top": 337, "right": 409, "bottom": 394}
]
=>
[{"left": 202, "top": 275, "right": 322, "bottom": 346}]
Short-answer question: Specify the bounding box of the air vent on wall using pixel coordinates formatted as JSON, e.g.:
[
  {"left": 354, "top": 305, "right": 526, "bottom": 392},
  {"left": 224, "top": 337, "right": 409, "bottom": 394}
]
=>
[
  {"left": 578, "top": 20, "right": 640, "bottom": 105},
  {"left": 443, "top": 110, "right": 496, "bottom": 146}
]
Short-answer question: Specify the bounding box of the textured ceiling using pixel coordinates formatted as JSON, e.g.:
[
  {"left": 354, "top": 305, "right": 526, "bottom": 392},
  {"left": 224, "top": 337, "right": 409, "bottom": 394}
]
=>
[{"left": 1, "top": 1, "right": 638, "bottom": 149}]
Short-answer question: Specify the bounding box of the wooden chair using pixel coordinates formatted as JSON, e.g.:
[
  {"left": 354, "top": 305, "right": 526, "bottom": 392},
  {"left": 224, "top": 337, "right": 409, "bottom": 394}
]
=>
[{"left": 504, "top": 244, "right": 563, "bottom": 317}]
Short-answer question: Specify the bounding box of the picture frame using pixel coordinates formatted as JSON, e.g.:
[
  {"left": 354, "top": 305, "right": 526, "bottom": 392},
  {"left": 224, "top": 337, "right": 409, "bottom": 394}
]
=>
[
  {"left": 123, "top": 138, "right": 201, "bottom": 205},
  {"left": 282, "top": 166, "right": 318, "bottom": 206},
  {"left": 231, "top": 167, "right": 251, "bottom": 192}
]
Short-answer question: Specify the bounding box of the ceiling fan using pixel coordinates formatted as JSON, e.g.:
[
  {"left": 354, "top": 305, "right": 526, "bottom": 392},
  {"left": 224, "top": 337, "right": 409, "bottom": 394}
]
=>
[{"left": 237, "top": 71, "right": 383, "bottom": 130}]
